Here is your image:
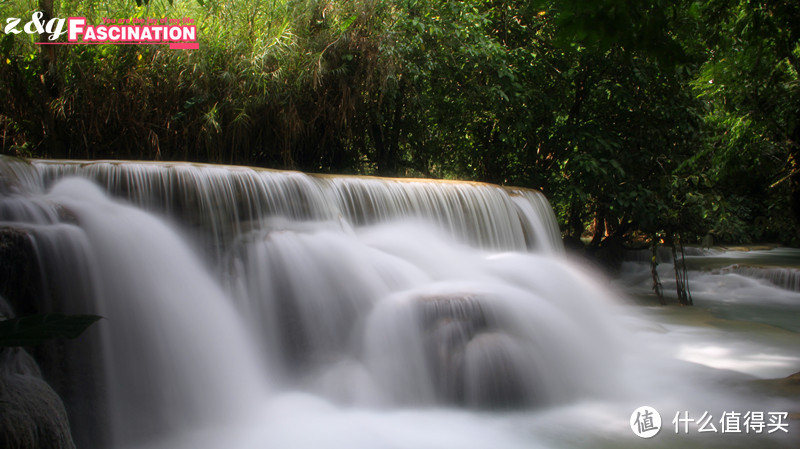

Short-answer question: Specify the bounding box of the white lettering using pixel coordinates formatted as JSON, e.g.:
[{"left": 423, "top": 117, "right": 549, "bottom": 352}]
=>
[
  {"left": 23, "top": 11, "right": 45, "bottom": 34},
  {"left": 45, "top": 17, "right": 65, "bottom": 40},
  {"left": 4, "top": 18, "right": 22, "bottom": 35},
  {"left": 68, "top": 17, "right": 85, "bottom": 41}
]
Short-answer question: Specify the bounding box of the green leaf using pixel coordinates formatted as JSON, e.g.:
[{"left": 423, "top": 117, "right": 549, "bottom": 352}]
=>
[
  {"left": 0, "top": 314, "right": 102, "bottom": 347},
  {"left": 340, "top": 15, "right": 358, "bottom": 33}
]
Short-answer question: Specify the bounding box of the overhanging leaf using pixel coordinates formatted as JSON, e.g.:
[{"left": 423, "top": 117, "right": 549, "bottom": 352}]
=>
[{"left": 0, "top": 314, "right": 102, "bottom": 347}]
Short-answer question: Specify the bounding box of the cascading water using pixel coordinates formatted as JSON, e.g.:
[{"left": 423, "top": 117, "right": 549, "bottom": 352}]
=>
[
  {"left": 1, "top": 156, "right": 797, "bottom": 448},
  {"left": 29, "top": 159, "right": 563, "bottom": 257},
  {"left": 1, "top": 161, "right": 270, "bottom": 447}
]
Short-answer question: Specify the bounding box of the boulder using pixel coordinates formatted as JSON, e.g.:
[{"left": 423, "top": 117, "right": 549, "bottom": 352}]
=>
[{"left": 0, "top": 349, "right": 76, "bottom": 449}]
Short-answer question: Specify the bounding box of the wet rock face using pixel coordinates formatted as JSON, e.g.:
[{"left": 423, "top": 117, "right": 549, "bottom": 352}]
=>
[{"left": 416, "top": 295, "right": 535, "bottom": 409}]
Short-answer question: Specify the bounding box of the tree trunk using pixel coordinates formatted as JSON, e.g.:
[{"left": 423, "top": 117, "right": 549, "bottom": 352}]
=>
[
  {"left": 38, "top": 0, "right": 58, "bottom": 96},
  {"left": 667, "top": 234, "right": 693, "bottom": 306},
  {"left": 589, "top": 209, "right": 605, "bottom": 248},
  {"left": 651, "top": 239, "right": 665, "bottom": 305}
]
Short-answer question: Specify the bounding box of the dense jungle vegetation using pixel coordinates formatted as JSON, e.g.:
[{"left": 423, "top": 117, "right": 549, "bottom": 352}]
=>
[{"left": 1, "top": 0, "right": 799, "bottom": 249}]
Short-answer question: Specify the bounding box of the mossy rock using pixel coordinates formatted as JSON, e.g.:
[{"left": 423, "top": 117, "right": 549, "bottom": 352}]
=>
[{"left": 0, "top": 348, "right": 76, "bottom": 449}]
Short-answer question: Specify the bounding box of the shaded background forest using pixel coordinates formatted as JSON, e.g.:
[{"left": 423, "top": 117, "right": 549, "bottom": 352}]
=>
[{"left": 2, "top": 0, "right": 799, "bottom": 249}]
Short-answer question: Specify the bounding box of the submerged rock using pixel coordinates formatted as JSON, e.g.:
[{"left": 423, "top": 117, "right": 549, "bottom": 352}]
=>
[{"left": 415, "top": 294, "right": 536, "bottom": 409}]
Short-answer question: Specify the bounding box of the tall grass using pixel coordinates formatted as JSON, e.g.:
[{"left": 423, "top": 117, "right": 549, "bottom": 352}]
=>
[{"left": 0, "top": 0, "right": 397, "bottom": 173}]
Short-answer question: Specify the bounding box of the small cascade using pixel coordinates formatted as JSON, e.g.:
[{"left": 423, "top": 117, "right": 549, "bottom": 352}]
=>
[
  {"left": 224, "top": 226, "right": 421, "bottom": 379},
  {"left": 621, "top": 245, "right": 800, "bottom": 294},
  {"left": 506, "top": 188, "right": 563, "bottom": 253},
  {"left": 324, "top": 176, "right": 539, "bottom": 251},
  {"left": 710, "top": 265, "right": 800, "bottom": 292},
  {"left": 0, "top": 157, "right": 45, "bottom": 194}
]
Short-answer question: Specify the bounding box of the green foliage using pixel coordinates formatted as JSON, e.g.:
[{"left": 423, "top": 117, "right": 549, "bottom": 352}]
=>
[
  {"left": 533, "top": 0, "right": 691, "bottom": 63},
  {"left": 689, "top": 0, "right": 800, "bottom": 244},
  {"left": 0, "top": 313, "right": 102, "bottom": 347}
]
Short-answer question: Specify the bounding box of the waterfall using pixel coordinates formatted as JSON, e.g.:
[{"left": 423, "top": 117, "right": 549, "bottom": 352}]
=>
[
  {"left": 27, "top": 159, "right": 563, "bottom": 256},
  {"left": 3, "top": 156, "right": 793, "bottom": 449}
]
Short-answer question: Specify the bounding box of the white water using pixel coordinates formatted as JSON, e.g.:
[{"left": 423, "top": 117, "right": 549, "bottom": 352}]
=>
[
  {"left": 1, "top": 157, "right": 798, "bottom": 448},
  {"left": 29, "top": 159, "right": 563, "bottom": 256},
  {"left": 621, "top": 248, "right": 800, "bottom": 334}
]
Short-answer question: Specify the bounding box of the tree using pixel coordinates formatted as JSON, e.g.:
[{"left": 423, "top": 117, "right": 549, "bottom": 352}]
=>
[{"left": 694, "top": 1, "right": 800, "bottom": 243}]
